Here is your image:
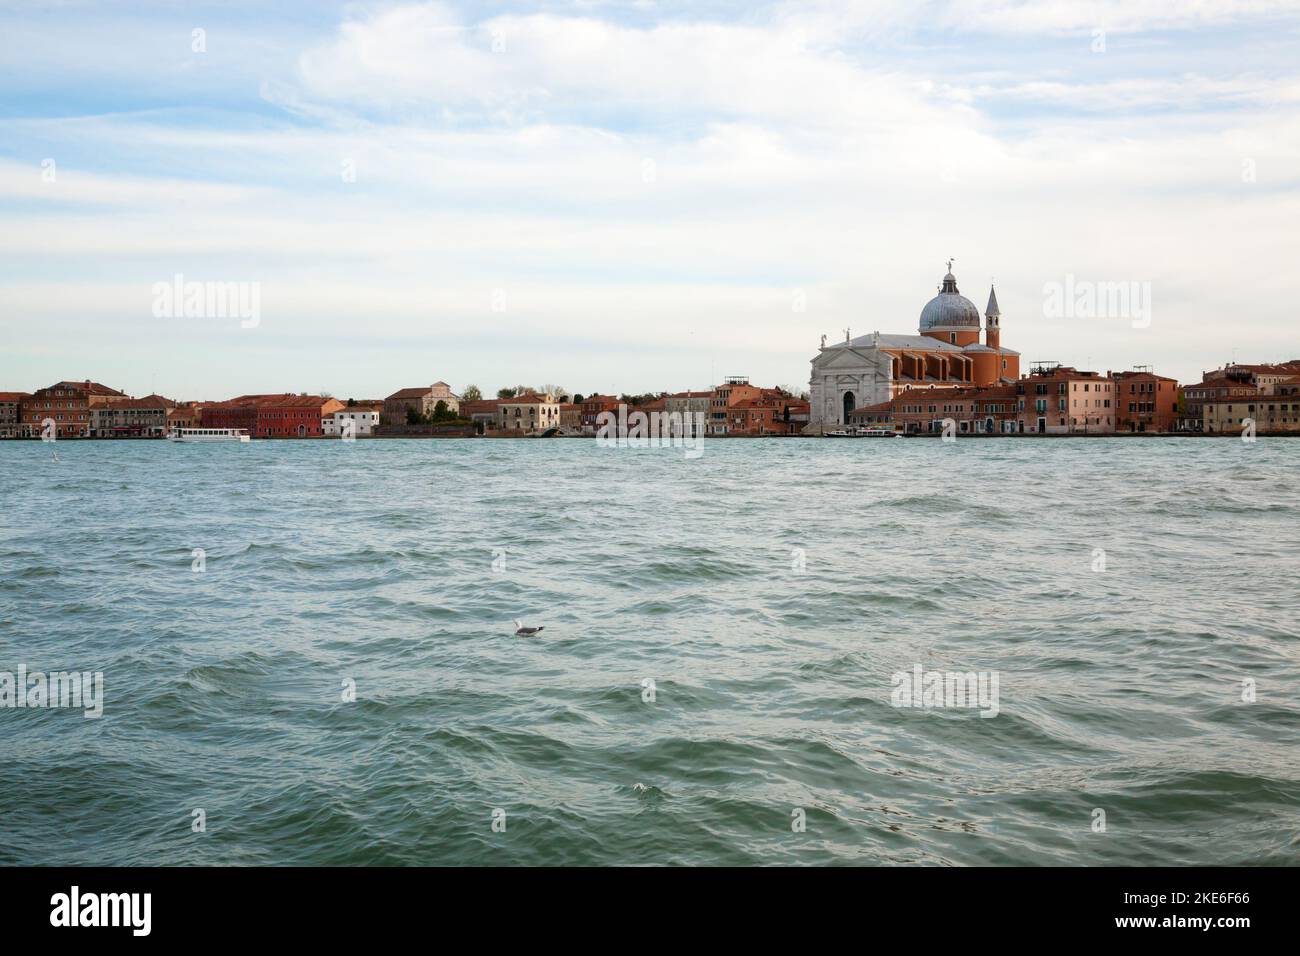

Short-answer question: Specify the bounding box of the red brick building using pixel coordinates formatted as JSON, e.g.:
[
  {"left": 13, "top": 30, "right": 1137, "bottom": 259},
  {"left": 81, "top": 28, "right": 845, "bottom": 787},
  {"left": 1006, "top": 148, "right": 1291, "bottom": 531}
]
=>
[
  {"left": 201, "top": 394, "right": 344, "bottom": 438},
  {"left": 0, "top": 391, "right": 30, "bottom": 439},
  {"left": 19, "top": 380, "right": 126, "bottom": 438},
  {"left": 580, "top": 394, "right": 621, "bottom": 434},
  {"left": 853, "top": 384, "right": 1019, "bottom": 434}
]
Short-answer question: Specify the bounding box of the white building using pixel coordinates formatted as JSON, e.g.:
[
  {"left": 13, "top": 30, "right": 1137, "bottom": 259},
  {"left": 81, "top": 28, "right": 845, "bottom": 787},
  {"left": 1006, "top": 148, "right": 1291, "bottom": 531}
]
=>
[{"left": 324, "top": 407, "right": 380, "bottom": 437}]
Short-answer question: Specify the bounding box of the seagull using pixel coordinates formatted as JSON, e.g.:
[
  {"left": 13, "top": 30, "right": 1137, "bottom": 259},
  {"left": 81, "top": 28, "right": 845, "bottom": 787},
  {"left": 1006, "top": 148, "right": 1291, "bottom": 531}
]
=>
[{"left": 513, "top": 619, "right": 544, "bottom": 637}]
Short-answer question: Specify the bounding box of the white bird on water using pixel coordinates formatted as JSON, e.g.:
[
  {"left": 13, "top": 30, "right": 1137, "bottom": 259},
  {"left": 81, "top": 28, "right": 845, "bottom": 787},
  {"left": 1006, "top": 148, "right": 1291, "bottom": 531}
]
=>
[{"left": 513, "top": 619, "right": 544, "bottom": 637}]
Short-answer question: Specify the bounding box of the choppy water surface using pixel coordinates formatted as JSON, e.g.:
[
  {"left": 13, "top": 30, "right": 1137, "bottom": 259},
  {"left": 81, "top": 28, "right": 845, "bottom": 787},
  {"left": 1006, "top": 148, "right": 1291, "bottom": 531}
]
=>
[{"left": 1, "top": 437, "right": 1298, "bottom": 865}]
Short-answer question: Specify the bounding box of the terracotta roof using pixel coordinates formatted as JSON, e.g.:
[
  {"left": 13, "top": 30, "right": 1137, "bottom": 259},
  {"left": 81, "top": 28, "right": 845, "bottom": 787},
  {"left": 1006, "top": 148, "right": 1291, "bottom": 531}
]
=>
[
  {"left": 460, "top": 399, "right": 503, "bottom": 414},
  {"left": 208, "top": 393, "right": 336, "bottom": 409},
  {"left": 386, "top": 387, "right": 432, "bottom": 400},
  {"left": 0, "top": 392, "right": 30, "bottom": 401},
  {"left": 53, "top": 380, "right": 126, "bottom": 396},
  {"left": 852, "top": 400, "right": 896, "bottom": 414},
  {"left": 113, "top": 395, "right": 174, "bottom": 409},
  {"left": 500, "top": 394, "right": 556, "bottom": 404},
  {"left": 1111, "top": 371, "right": 1178, "bottom": 382},
  {"left": 669, "top": 390, "right": 712, "bottom": 398}
]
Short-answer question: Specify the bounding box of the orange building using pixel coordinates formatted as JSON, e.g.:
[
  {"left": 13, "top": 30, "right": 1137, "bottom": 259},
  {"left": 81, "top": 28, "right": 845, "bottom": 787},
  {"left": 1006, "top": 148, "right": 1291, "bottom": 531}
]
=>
[
  {"left": 1013, "top": 365, "right": 1115, "bottom": 434},
  {"left": 1110, "top": 369, "right": 1179, "bottom": 433},
  {"left": 707, "top": 378, "right": 798, "bottom": 434},
  {"left": 723, "top": 396, "right": 811, "bottom": 435}
]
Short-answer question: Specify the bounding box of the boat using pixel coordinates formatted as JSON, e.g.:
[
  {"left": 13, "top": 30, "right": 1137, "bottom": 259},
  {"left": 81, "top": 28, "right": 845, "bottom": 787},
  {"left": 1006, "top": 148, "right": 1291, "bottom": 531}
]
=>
[
  {"left": 824, "top": 425, "right": 902, "bottom": 438},
  {"left": 167, "top": 428, "right": 251, "bottom": 443}
]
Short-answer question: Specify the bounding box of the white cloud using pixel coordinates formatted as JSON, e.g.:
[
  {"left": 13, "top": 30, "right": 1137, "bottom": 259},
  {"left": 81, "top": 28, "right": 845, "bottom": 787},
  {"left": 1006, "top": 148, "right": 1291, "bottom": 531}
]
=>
[{"left": 4, "top": 0, "right": 1300, "bottom": 395}]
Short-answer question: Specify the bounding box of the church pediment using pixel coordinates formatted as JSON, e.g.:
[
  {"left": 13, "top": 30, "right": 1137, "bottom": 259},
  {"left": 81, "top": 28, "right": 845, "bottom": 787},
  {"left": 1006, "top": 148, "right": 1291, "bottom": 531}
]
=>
[{"left": 814, "top": 347, "right": 885, "bottom": 370}]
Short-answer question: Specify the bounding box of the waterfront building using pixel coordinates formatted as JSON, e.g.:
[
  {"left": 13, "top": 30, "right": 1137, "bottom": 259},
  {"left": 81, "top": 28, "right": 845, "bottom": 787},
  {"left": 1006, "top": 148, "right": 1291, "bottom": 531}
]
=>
[
  {"left": 580, "top": 394, "right": 621, "bottom": 434},
  {"left": 201, "top": 394, "right": 343, "bottom": 438},
  {"left": 497, "top": 393, "right": 560, "bottom": 432},
  {"left": 199, "top": 396, "right": 257, "bottom": 434},
  {"left": 1181, "top": 379, "right": 1258, "bottom": 432},
  {"left": 1110, "top": 369, "right": 1179, "bottom": 433},
  {"left": 383, "top": 382, "right": 461, "bottom": 424},
  {"left": 1178, "top": 361, "right": 1300, "bottom": 431},
  {"left": 809, "top": 264, "right": 1020, "bottom": 431},
  {"left": 665, "top": 390, "right": 711, "bottom": 420},
  {"left": 167, "top": 403, "right": 205, "bottom": 433},
  {"left": 19, "top": 380, "right": 127, "bottom": 438},
  {"left": 853, "top": 383, "right": 1019, "bottom": 434},
  {"left": 558, "top": 402, "right": 582, "bottom": 433},
  {"left": 1012, "top": 365, "right": 1115, "bottom": 434},
  {"left": 708, "top": 380, "right": 801, "bottom": 435},
  {"left": 0, "top": 392, "right": 29, "bottom": 438},
  {"left": 91, "top": 394, "right": 175, "bottom": 437},
  {"left": 707, "top": 377, "right": 760, "bottom": 435},
  {"left": 323, "top": 405, "right": 381, "bottom": 437},
  {"left": 725, "top": 396, "right": 811, "bottom": 435},
  {"left": 460, "top": 399, "right": 503, "bottom": 432},
  {"left": 638, "top": 397, "right": 668, "bottom": 415},
  {"left": 1202, "top": 376, "right": 1300, "bottom": 433}
]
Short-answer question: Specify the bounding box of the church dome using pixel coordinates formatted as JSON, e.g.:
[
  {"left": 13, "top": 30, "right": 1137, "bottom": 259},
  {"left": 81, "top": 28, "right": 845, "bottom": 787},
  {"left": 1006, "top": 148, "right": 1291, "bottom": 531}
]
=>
[{"left": 919, "top": 266, "right": 981, "bottom": 331}]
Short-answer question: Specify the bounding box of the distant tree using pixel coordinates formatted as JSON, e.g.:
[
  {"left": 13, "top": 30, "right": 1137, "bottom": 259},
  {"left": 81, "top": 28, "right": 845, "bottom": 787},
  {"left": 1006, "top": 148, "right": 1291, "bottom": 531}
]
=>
[
  {"left": 462, "top": 385, "right": 482, "bottom": 403},
  {"left": 573, "top": 393, "right": 584, "bottom": 403},
  {"left": 347, "top": 398, "right": 356, "bottom": 407},
  {"left": 431, "top": 399, "right": 452, "bottom": 422},
  {"left": 497, "top": 387, "right": 517, "bottom": 399},
  {"left": 620, "top": 393, "right": 659, "bottom": 406},
  {"left": 405, "top": 406, "right": 422, "bottom": 425}
]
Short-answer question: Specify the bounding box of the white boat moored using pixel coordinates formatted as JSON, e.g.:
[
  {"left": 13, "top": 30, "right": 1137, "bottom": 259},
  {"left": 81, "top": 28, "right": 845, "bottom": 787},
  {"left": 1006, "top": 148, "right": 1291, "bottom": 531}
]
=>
[{"left": 167, "top": 428, "right": 251, "bottom": 443}]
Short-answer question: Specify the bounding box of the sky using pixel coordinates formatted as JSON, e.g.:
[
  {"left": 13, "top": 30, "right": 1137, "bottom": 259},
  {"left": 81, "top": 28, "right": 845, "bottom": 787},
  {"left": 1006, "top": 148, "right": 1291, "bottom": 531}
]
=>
[{"left": 2, "top": 0, "right": 1299, "bottom": 401}]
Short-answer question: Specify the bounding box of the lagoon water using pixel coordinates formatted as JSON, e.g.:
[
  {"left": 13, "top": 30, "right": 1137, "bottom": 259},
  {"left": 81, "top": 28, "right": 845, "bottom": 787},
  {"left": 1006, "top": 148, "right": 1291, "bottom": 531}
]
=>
[{"left": 1, "top": 437, "right": 1298, "bottom": 865}]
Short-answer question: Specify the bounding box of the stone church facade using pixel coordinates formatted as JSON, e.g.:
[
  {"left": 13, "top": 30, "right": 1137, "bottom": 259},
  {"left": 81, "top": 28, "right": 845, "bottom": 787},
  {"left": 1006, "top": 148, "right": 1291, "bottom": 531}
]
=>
[{"left": 808, "top": 263, "right": 1019, "bottom": 432}]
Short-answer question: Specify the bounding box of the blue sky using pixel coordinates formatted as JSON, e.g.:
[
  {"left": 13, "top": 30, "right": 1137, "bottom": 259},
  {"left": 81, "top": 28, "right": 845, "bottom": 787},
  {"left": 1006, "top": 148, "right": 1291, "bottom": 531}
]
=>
[{"left": 3, "top": 0, "right": 1299, "bottom": 400}]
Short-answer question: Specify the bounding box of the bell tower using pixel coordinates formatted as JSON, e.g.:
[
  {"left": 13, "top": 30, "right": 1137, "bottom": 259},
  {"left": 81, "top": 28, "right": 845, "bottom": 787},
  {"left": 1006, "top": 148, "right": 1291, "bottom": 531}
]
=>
[{"left": 985, "top": 285, "right": 1001, "bottom": 350}]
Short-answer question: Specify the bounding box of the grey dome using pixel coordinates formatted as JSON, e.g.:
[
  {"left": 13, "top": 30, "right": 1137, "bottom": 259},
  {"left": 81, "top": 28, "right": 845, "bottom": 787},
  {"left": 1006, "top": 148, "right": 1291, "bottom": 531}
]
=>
[{"left": 919, "top": 269, "right": 981, "bottom": 331}]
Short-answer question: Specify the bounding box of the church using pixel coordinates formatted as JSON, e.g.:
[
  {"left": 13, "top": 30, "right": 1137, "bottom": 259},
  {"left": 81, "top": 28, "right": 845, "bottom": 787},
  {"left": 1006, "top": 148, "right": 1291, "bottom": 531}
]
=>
[{"left": 808, "top": 263, "right": 1020, "bottom": 431}]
